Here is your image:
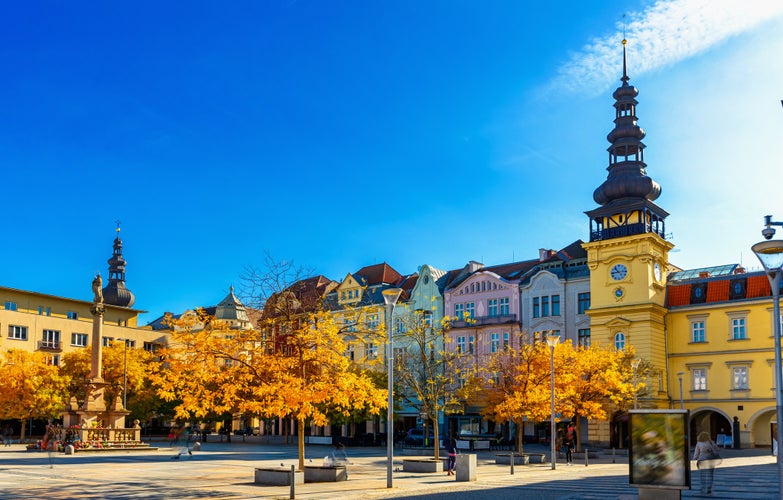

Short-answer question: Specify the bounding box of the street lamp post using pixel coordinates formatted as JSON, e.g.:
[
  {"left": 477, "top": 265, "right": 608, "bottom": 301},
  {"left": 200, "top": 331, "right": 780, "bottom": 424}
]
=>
[
  {"left": 382, "top": 288, "right": 402, "bottom": 489},
  {"left": 631, "top": 358, "right": 641, "bottom": 409},
  {"left": 752, "top": 219, "right": 783, "bottom": 493},
  {"left": 677, "top": 372, "right": 685, "bottom": 409},
  {"left": 546, "top": 332, "right": 560, "bottom": 470}
]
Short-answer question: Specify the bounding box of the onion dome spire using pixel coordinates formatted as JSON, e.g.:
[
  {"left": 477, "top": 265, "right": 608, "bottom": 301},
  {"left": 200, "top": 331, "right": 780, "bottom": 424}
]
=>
[
  {"left": 592, "top": 39, "right": 661, "bottom": 206},
  {"left": 102, "top": 222, "right": 136, "bottom": 307}
]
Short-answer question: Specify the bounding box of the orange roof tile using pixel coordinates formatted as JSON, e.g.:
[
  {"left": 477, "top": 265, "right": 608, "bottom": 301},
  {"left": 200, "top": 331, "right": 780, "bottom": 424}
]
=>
[
  {"left": 666, "top": 284, "right": 691, "bottom": 307},
  {"left": 706, "top": 280, "right": 729, "bottom": 303},
  {"left": 747, "top": 275, "right": 771, "bottom": 298}
]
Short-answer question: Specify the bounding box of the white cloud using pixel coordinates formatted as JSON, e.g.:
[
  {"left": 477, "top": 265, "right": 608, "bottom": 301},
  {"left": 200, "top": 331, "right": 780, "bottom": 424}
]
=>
[{"left": 550, "top": 0, "right": 783, "bottom": 95}]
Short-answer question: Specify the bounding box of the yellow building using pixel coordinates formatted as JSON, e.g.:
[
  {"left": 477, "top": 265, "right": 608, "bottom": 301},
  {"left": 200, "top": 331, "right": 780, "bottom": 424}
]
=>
[{"left": 666, "top": 267, "right": 779, "bottom": 448}]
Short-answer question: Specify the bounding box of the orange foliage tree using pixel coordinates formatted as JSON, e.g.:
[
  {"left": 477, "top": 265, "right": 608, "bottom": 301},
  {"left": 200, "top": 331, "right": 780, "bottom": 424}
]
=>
[
  {"left": 482, "top": 339, "right": 639, "bottom": 452},
  {"left": 0, "top": 349, "right": 69, "bottom": 441},
  {"left": 152, "top": 309, "right": 386, "bottom": 470}
]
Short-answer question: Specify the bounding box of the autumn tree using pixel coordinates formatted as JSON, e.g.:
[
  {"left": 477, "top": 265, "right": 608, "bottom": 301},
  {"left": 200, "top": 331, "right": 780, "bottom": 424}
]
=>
[
  {"left": 0, "top": 349, "right": 69, "bottom": 441},
  {"left": 393, "top": 313, "right": 482, "bottom": 460},
  {"left": 554, "top": 342, "right": 641, "bottom": 449},
  {"left": 153, "top": 309, "right": 386, "bottom": 471},
  {"left": 61, "top": 340, "right": 158, "bottom": 419},
  {"left": 482, "top": 338, "right": 640, "bottom": 452},
  {"left": 481, "top": 340, "right": 552, "bottom": 454}
]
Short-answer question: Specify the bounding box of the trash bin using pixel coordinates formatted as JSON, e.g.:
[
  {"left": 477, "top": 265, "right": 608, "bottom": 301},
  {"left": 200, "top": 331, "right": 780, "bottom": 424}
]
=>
[{"left": 455, "top": 454, "right": 476, "bottom": 482}]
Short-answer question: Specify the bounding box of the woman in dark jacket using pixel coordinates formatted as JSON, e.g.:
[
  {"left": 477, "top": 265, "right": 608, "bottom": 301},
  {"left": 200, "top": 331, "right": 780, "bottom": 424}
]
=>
[{"left": 445, "top": 435, "right": 458, "bottom": 475}]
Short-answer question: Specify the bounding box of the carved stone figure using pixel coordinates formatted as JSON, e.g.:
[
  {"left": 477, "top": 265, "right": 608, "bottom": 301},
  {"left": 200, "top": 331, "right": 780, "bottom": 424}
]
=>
[{"left": 92, "top": 274, "right": 104, "bottom": 304}]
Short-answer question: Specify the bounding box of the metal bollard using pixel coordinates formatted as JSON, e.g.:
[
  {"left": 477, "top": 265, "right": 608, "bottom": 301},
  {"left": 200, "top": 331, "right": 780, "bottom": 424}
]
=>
[
  {"left": 290, "top": 464, "right": 296, "bottom": 499},
  {"left": 612, "top": 446, "right": 615, "bottom": 464},
  {"left": 584, "top": 448, "right": 589, "bottom": 467},
  {"left": 510, "top": 452, "right": 515, "bottom": 475}
]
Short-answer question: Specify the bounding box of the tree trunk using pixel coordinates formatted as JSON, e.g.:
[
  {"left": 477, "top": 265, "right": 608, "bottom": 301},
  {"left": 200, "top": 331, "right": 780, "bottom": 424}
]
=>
[
  {"left": 574, "top": 415, "right": 581, "bottom": 452},
  {"left": 516, "top": 418, "right": 524, "bottom": 454},
  {"left": 19, "top": 419, "right": 26, "bottom": 444},
  {"left": 432, "top": 417, "right": 440, "bottom": 461},
  {"left": 297, "top": 417, "right": 305, "bottom": 471}
]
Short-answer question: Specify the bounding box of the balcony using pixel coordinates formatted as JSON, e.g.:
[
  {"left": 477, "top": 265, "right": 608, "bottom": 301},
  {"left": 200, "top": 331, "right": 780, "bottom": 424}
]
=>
[
  {"left": 38, "top": 340, "right": 62, "bottom": 351},
  {"left": 451, "top": 314, "right": 517, "bottom": 328}
]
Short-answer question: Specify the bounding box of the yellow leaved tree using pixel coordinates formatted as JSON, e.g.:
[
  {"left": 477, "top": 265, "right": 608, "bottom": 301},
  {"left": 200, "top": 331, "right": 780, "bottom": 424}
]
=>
[
  {"left": 153, "top": 309, "right": 386, "bottom": 471},
  {"left": 393, "top": 313, "right": 482, "bottom": 461},
  {"left": 0, "top": 349, "right": 69, "bottom": 441},
  {"left": 483, "top": 339, "right": 640, "bottom": 452}
]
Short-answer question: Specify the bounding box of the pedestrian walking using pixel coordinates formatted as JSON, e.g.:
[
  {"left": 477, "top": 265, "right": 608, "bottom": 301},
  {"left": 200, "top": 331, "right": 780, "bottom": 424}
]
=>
[
  {"left": 42, "top": 424, "right": 57, "bottom": 468},
  {"left": 693, "top": 431, "right": 721, "bottom": 495},
  {"left": 564, "top": 423, "right": 576, "bottom": 465},
  {"left": 171, "top": 427, "right": 192, "bottom": 459},
  {"left": 445, "top": 434, "right": 458, "bottom": 475}
]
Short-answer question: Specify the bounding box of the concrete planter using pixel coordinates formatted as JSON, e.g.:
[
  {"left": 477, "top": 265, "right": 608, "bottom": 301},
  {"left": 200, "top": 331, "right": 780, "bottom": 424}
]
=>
[
  {"left": 402, "top": 458, "right": 444, "bottom": 473},
  {"left": 526, "top": 453, "right": 547, "bottom": 463},
  {"left": 254, "top": 467, "right": 303, "bottom": 486},
  {"left": 304, "top": 465, "right": 347, "bottom": 482},
  {"left": 495, "top": 453, "right": 529, "bottom": 465}
]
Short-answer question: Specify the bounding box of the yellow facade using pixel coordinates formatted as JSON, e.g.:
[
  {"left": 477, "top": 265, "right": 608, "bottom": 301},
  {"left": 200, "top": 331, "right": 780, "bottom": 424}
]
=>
[
  {"left": 583, "top": 231, "right": 674, "bottom": 406},
  {"left": 666, "top": 286, "right": 780, "bottom": 447},
  {"left": 0, "top": 285, "right": 165, "bottom": 363}
]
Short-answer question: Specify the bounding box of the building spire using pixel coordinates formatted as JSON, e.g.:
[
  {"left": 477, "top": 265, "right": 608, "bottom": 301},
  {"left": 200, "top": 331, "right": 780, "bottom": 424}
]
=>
[
  {"left": 102, "top": 223, "right": 135, "bottom": 307},
  {"left": 585, "top": 38, "right": 668, "bottom": 242}
]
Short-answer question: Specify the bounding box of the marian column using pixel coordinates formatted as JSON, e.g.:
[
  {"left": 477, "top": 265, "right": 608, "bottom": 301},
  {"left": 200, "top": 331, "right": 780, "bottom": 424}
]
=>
[{"left": 90, "top": 273, "right": 105, "bottom": 381}]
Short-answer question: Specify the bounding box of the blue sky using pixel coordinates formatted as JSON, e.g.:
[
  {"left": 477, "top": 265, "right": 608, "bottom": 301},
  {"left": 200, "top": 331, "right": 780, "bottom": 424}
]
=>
[{"left": 2, "top": 0, "right": 782, "bottom": 323}]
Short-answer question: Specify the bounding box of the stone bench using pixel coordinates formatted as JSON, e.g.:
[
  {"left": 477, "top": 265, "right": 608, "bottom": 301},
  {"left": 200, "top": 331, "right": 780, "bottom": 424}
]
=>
[
  {"left": 402, "top": 458, "right": 445, "bottom": 473},
  {"left": 254, "top": 467, "right": 303, "bottom": 486},
  {"left": 304, "top": 465, "right": 346, "bottom": 482},
  {"left": 495, "top": 453, "right": 529, "bottom": 465}
]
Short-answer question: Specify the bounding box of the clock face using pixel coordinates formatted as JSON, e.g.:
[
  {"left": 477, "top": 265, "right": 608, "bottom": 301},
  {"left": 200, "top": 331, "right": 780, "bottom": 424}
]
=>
[
  {"left": 654, "top": 262, "right": 662, "bottom": 281},
  {"left": 614, "top": 287, "right": 624, "bottom": 298},
  {"left": 610, "top": 264, "right": 628, "bottom": 281}
]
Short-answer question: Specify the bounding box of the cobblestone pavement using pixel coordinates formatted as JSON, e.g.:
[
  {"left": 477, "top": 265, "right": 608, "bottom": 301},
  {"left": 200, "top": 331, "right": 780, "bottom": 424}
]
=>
[{"left": 0, "top": 439, "right": 778, "bottom": 499}]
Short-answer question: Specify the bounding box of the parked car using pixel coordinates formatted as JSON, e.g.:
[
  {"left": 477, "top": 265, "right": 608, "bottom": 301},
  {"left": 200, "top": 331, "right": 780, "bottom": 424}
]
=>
[{"left": 404, "top": 427, "right": 442, "bottom": 446}]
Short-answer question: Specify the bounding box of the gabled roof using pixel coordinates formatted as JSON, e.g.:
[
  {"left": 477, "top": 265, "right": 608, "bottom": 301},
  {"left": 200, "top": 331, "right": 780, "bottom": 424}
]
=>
[
  {"left": 353, "top": 262, "right": 403, "bottom": 286},
  {"left": 263, "top": 275, "right": 338, "bottom": 318},
  {"left": 398, "top": 273, "right": 418, "bottom": 300}
]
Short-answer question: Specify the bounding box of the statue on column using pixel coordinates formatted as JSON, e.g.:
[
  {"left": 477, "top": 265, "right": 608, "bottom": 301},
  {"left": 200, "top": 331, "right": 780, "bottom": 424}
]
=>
[{"left": 91, "top": 273, "right": 105, "bottom": 316}]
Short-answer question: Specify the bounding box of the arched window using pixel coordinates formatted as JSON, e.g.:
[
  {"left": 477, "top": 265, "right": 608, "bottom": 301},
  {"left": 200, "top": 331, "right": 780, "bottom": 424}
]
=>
[{"left": 614, "top": 332, "right": 626, "bottom": 350}]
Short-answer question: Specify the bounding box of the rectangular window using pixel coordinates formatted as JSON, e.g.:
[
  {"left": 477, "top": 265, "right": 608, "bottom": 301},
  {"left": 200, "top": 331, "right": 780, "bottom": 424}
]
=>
[
  {"left": 42, "top": 329, "right": 60, "bottom": 348},
  {"left": 457, "top": 336, "right": 466, "bottom": 354},
  {"left": 4, "top": 301, "right": 17, "bottom": 311},
  {"left": 8, "top": 325, "right": 27, "bottom": 340},
  {"left": 126, "top": 339, "right": 136, "bottom": 348},
  {"left": 693, "top": 368, "right": 707, "bottom": 391},
  {"left": 468, "top": 335, "right": 475, "bottom": 355},
  {"left": 533, "top": 297, "right": 540, "bottom": 318},
  {"left": 346, "top": 344, "right": 355, "bottom": 361},
  {"left": 541, "top": 296, "right": 550, "bottom": 317},
  {"left": 71, "top": 333, "right": 88, "bottom": 347},
  {"left": 103, "top": 337, "right": 114, "bottom": 346},
  {"left": 732, "top": 366, "right": 749, "bottom": 389},
  {"left": 466, "top": 302, "right": 475, "bottom": 319},
  {"left": 577, "top": 293, "right": 590, "bottom": 314},
  {"left": 455, "top": 303, "right": 464, "bottom": 320},
  {"left": 423, "top": 311, "right": 433, "bottom": 328},
  {"left": 490, "top": 333, "right": 500, "bottom": 353},
  {"left": 692, "top": 321, "right": 706, "bottom": 343},
  {"left": 551, "top": 295, "right": 561, "bottom": 316},
  {"left": 487, "top": 299, "right": 498, "bottom": 317},
  {"left": 731, "top": 318, "right": 747, "bottom": 340},
  {"left": 38, "top": 306, "right": 51, "bottom": 316},
  {"left": 366, "top": 342, "right": 377, "bottom": 359},
  {"left": 46, "top": 355, "right": 60, "bottom": 366},
  {"left": 499, "top": 297, "right": 509, "bottom": 316},
  {"left": 367, "top": 313, "right": 380, "bottom": 330},
  {"left": 578, "top": 328, "right": 591, "bottom": 348},
  {"left": 143, "top": 342, "right": 160, "bottom": 353},
  {"left": 67, "top": 311, "right": 78, "bottom": 320},
  {"left": 503, "top": 332, "right": 510, "bottom": 349}
]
